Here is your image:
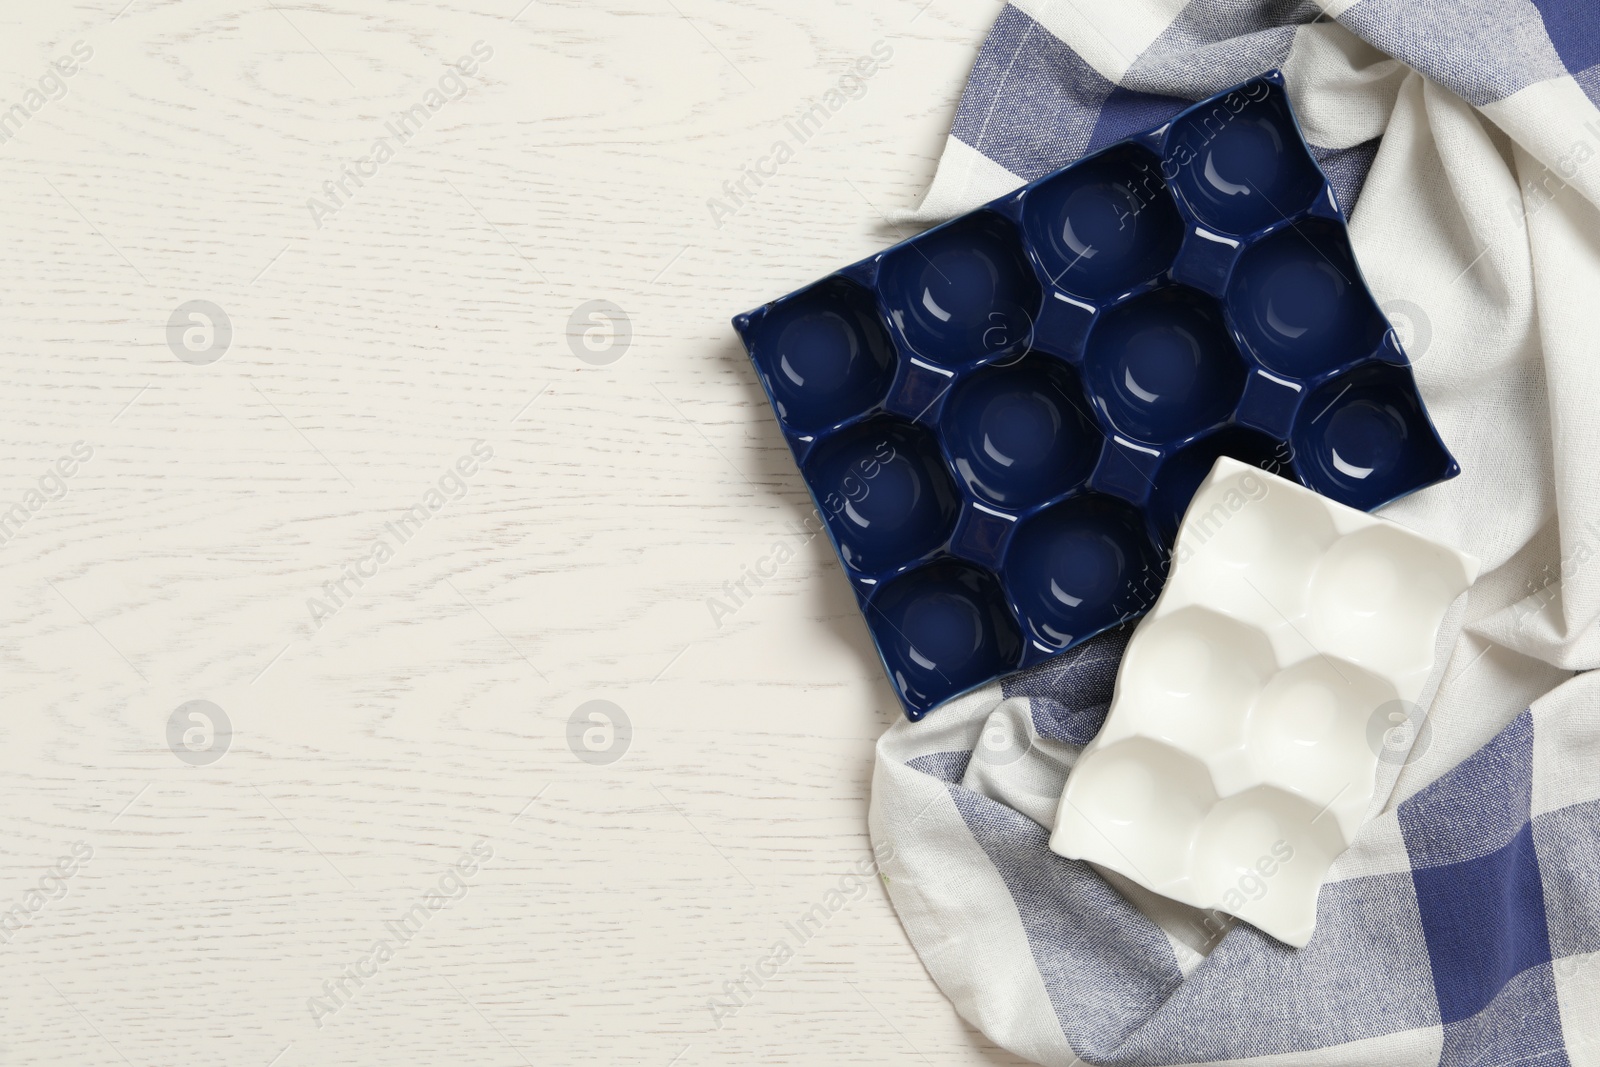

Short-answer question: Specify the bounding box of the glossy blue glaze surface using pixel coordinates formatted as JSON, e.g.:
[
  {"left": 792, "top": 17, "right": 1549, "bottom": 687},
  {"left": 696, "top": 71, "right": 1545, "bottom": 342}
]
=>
[
  {"left": 1003, "top": 494, "right": 1165, "bottom": 655},
  {"left": 1228, "top": 218, "right": 1386, "bottom": 378},
  {"left": 1021, "top": 143, "right": 1183, "bottom": 300},
  {"left": 868, "top": 561, "right": 1022, "bottom": 715},
  {"left": 1082, "top": 284, "right": 1247, "bottom": 444},
  {"left": 1293, "top": 362, "right": 1455, "bottom": 513},
  {"left": 732, "top": 71, "right": 1459, "bottom": 719},
  {"left": 876, "top": 211, "right": 1040, "bottom": 369},
  {"left": 801, "top": 417, "right": 960, "bottom": 576},
  {"left": 745, "top": 276, "right": 898, "bottom": 434},
  {"left": 940, "top": 357, "right": 1100, "bottom": 510},
  {"left": 1165, "top": 78, "right": 1326, "bottom": 236}
]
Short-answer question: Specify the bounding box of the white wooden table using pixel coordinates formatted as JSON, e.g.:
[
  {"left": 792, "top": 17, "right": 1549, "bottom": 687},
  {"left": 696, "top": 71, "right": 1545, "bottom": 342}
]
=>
[{"left": 0, "top": 2, "right": 1032, "bottom": 1063}]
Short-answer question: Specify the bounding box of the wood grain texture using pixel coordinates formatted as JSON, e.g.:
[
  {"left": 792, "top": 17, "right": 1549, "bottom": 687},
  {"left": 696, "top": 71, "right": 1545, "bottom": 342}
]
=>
[{"left": 0, "top": 1, "right": 1034, "bottom": 1064}]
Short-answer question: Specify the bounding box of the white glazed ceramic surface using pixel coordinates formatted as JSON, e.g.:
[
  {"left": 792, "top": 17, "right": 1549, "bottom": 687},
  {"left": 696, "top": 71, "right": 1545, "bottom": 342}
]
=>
[{"left": 1049, "top": 457, "right": 1479, "bottom": 947}]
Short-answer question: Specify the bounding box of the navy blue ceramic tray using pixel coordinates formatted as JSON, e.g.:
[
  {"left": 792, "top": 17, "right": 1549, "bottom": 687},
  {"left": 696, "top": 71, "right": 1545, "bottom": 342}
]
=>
[{"left": 732, "top": 71, "right": 1458, "bottom": 720}]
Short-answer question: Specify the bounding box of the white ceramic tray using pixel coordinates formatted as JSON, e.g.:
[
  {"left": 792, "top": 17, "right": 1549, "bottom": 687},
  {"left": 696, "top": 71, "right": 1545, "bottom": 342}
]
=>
[{"left": 1049, "top": 457, "right": 1477, "bottom": 947}]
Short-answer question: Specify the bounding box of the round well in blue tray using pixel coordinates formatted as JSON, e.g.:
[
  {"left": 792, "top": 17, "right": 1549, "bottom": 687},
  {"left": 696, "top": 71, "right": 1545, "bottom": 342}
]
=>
[
  {"left": 867, "top": 560, "right": 1022, "bottom": 716},
  {"left": 802, "top": 416, "right": 960, "bottom": 575},
  {"left": 1082, "top": 285, "right": 1246, "bottom": 444},
  {"left": 1291, "top": 362, "right": 1457, "bottom": 512},
  {"left": 1021, "top": 143, "right": 1184, "bottom": 300},
  {"left": 940, "top": 356, "right": 1101, "bottom": 510},
  {"left": 1228, "top": 219, "right": 1386, "bottom": 378},
  {"left": 1165, "top": 80, "right": 1324, "bottom": 236},
  {"left": 1003, "top": 494, "right": 1164, "bottom": 652},
  {"left": 741, "top": 276, "right": 898, "bottom": 434},
  {"left": 876, "top": 211, "right": 1040, "bottom": 368}
]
